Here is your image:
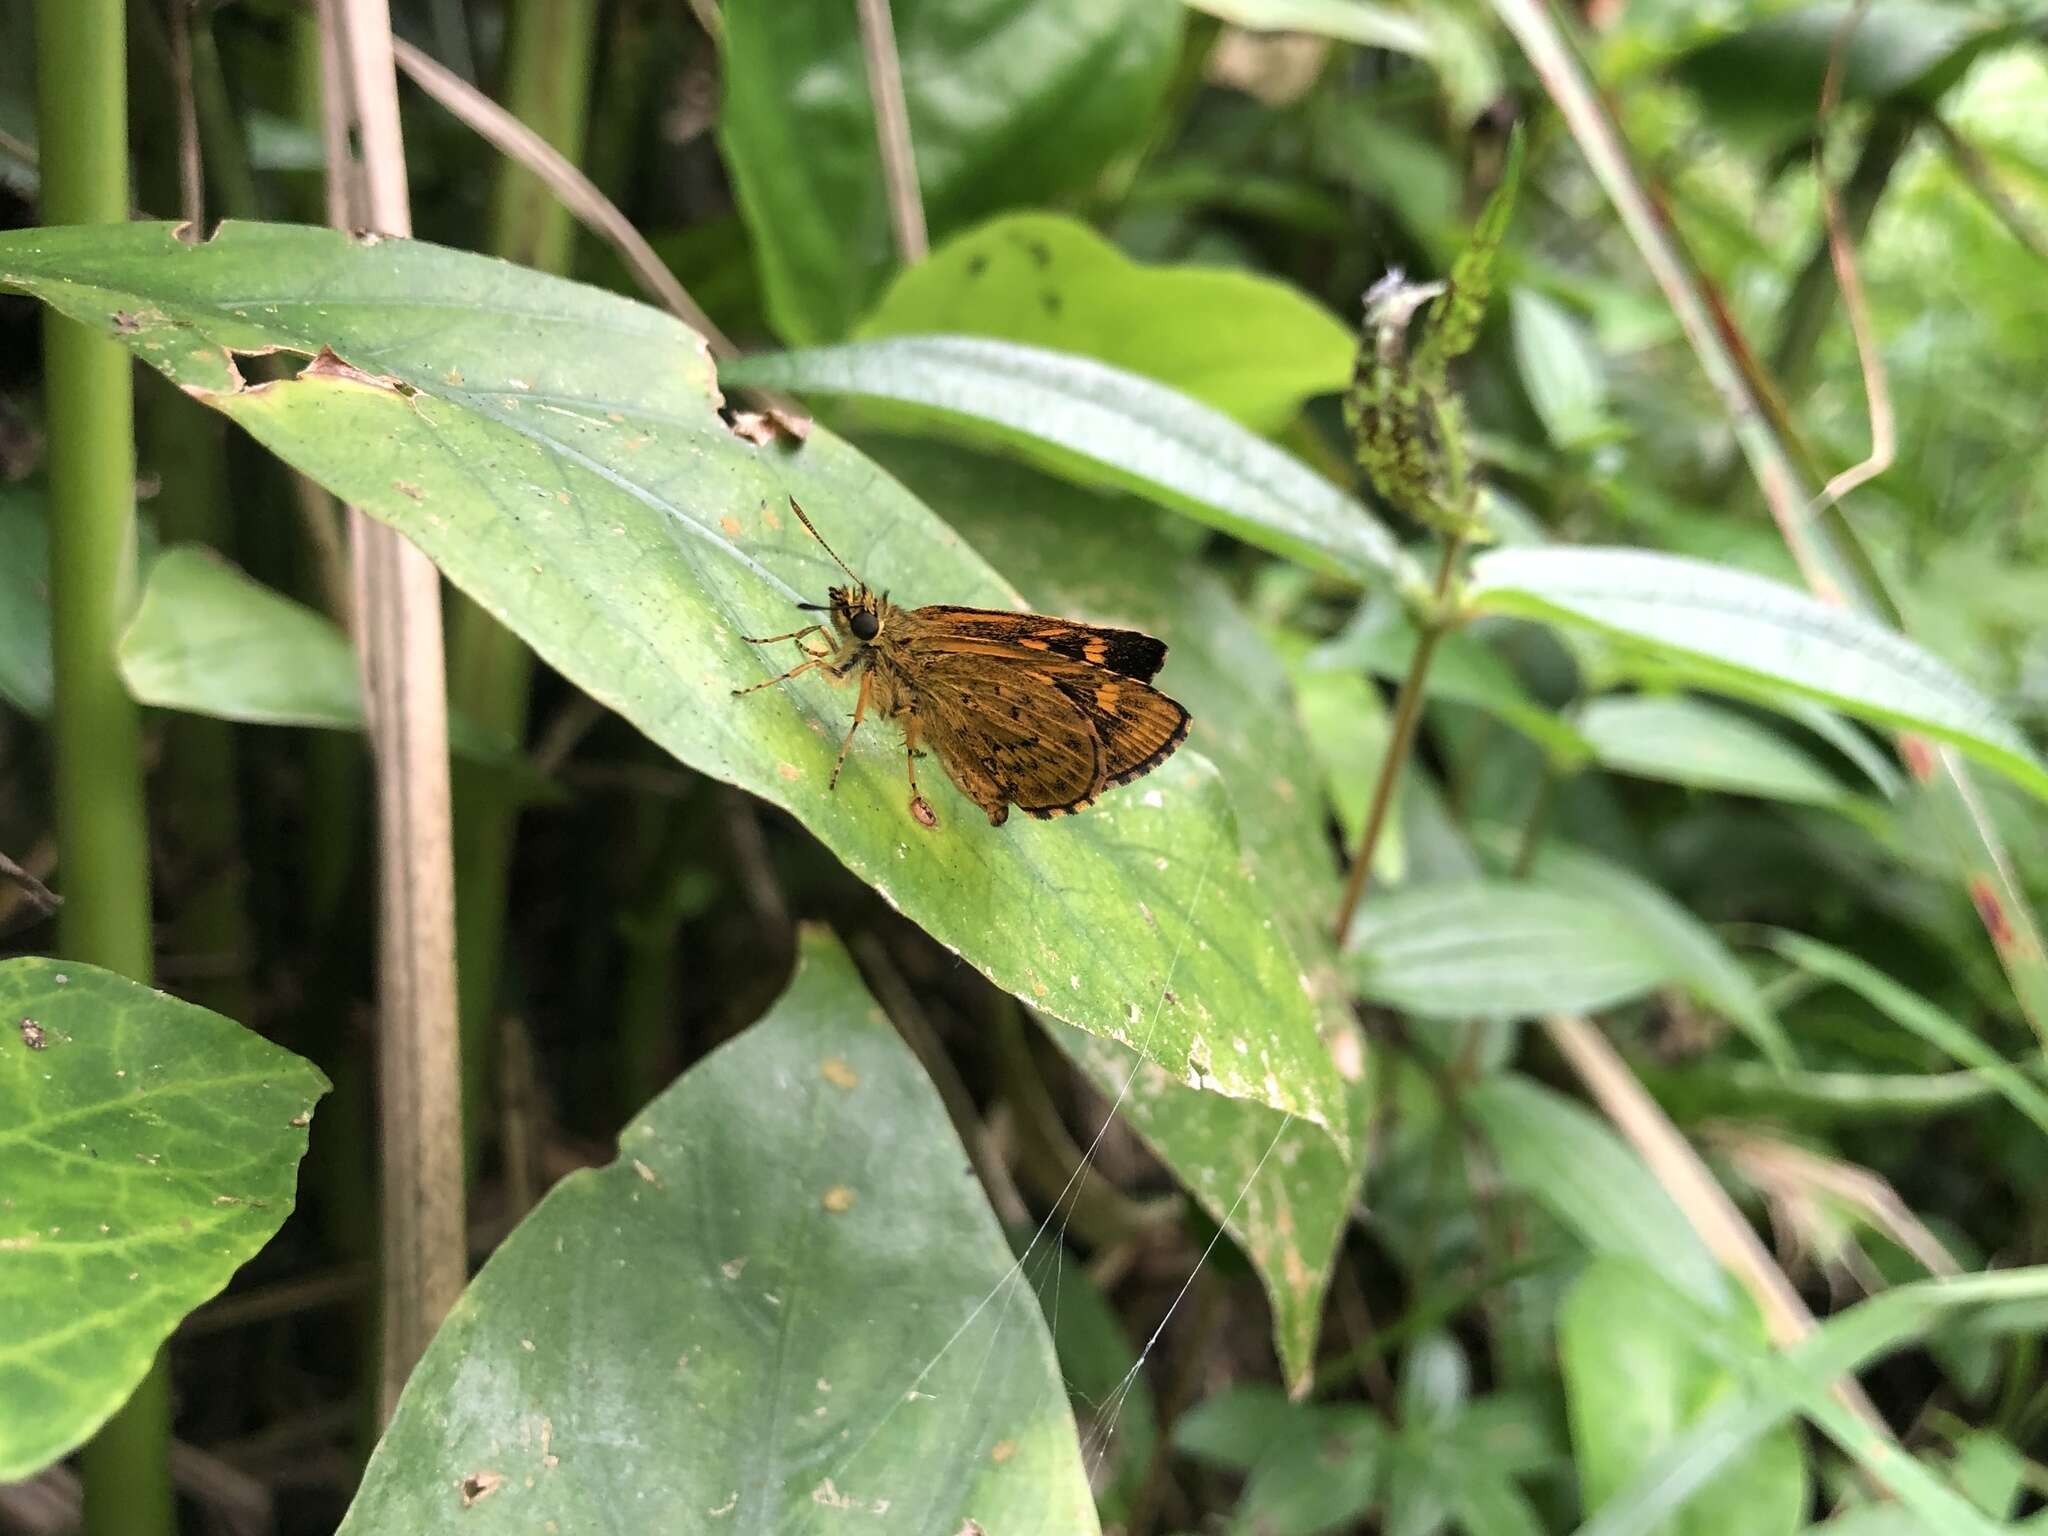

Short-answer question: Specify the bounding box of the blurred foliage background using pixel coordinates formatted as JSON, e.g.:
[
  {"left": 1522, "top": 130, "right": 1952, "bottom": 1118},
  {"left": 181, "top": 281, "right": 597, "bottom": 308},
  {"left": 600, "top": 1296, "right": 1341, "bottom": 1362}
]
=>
[{"left": 4, "top": 0, "right": 2048, "bottom": 1533}]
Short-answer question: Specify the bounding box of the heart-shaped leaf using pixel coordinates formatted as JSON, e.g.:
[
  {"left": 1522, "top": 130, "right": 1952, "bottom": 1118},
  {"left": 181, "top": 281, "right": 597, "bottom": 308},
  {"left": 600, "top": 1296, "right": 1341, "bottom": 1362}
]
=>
[
  {"left": 0, "top": 958, "right": 328, "bottom": 1480},
  {"left": 338, "top": 929, "right": 1098, "bottom": 1534},
  {"left": 0, "top": 222, "right": 1346, "bottom": 1141}
]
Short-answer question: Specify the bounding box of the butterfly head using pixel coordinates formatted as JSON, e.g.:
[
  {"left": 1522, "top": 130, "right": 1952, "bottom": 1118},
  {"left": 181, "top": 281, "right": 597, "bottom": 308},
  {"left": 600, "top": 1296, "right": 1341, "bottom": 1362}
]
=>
[{"left": 828, "top": 585, "right": 885, "bottom": 643}]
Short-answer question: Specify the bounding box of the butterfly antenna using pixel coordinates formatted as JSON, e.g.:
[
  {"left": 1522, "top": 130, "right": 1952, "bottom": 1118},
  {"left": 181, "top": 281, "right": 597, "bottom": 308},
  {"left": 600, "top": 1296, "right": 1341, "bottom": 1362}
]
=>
[{"left": 788, "top": 498, "right": 863, "bottom": 585}]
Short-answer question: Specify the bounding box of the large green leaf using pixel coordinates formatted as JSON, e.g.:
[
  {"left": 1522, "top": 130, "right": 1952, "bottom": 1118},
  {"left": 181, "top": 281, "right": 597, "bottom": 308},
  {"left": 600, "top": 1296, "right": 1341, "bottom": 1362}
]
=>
[
  {"left": 1509, "top": 287, "right": 1612, "bottom": 451},
  {"left": 1467, "top": 547, "right": 2048, "bottom": 804},
  {"left": 725, "top": 336, "right": 1414, "bottom": 588},
  {"left": 0, "top": 483, "right": 51, "bottom": 715},
  {"left": 1345, "top": 879, "right": 1670, "bottom": 1020},
  {"left": 1466, "top": 1075, "right": 1727, "bottom": 1310},
  {"left": 0, "top": 958, "right": 327, "bottom": 1480},
  {"left": 1561, "top": 1259, "right": 1807, "bottom": 1536},
  {"left": 720, "top": 0, "right": 1182, "bottom": 342},
  {"left": 871, "top": 437, "right": 1356, "bottom": 1389},
  {"left": 1576, "top": 694, "right": 1860, "bottom": 810},
  {"left": 859, "top": 212, "right": 1354, "bottom": 435},
  {"left": 338, "top": 930, "right": 1097, "bottom": 1534},
  {"left": 0, "top": 221, "right": 1347, "bottom": 1142}
]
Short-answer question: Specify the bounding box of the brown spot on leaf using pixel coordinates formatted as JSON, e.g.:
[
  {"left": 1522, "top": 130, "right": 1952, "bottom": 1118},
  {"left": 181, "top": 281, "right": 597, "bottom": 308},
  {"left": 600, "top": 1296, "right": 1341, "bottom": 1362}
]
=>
[
  {"left": 112, "top": 311, "right": 142, "bottom": 334},
  {"left": 302, "top": 346, "right": 412, "bottom": 396},
  {"left": 820, "top": 1058, "right": 858, "bottom": 1089},
  {"left": 720, "top": 515, "right": 742, "bottom": 537},
  {"left": 458, "top": 1470, "right": 504, "bottom": 1507},
  {"left": 19, "top": 1018, "right": 46, "bottom": 1050},
  {"left": 1970, "top": 875, "right": 2017, "bottom": 951},
  {"left": 910, "top": 794, "right": 938, "bottom": 829},
  {"left": 1899, "top": 733, "right": 1938, "bottom": 782},
  {"left": 821, "top": 1185, "right": 856, "bottom": 1213},
  {"left": 776, "top": 761, "right": 802, "bottom": 781},
  {"left": 394, "top": 479, "right": 424, "bottom": 501},
  {"left": 990, "top": 1439, "right": 1016, "bottom": 1463}
]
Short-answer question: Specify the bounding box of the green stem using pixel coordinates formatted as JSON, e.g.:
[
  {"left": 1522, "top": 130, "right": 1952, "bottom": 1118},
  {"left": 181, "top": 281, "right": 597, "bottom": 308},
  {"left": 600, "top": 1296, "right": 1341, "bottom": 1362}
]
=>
[
  {"left": 39, "top": 0, "right": 171, "bottom": 1530},
  {"left": 1508, "top": 765, "right": 1559, "bottom": 880},
  {"left": 1332, "top": 536, "right": 1464, "bottom": 946},
  {"left": 450, "top": 0, "right": 599, "bottom": 1173}
]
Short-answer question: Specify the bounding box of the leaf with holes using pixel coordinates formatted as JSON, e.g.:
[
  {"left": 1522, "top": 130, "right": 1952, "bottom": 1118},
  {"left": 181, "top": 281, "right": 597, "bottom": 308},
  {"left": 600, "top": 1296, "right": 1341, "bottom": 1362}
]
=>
[
  {"left": 1468, "top": 547, "right": 2048, "bottom": 804},
  {"left": 0, "top": 958, "right": 327, "bottom": 1480},
  {"left": 338, "top": 930, "right": 1096, "bottom": 1534},
  {"left": 0, "top": 222, "right": 1347, "bottom": 1144}
]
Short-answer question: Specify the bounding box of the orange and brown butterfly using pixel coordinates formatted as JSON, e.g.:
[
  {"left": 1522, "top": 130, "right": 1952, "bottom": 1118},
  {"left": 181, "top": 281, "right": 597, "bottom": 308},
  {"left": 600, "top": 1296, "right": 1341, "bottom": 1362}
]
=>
[{"left": 732, "top": 499, "right": 1191, "bottom": 828}]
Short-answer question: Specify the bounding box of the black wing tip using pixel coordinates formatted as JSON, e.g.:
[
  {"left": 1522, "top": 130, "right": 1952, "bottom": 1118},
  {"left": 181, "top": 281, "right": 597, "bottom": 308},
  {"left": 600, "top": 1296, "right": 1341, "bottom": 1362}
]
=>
[
  {"left": 1104, "top": 700, "right": 1192, "bottom": 790},
  {"left": 1099, "top": 630, "right": 1168, "bottom": 682}
]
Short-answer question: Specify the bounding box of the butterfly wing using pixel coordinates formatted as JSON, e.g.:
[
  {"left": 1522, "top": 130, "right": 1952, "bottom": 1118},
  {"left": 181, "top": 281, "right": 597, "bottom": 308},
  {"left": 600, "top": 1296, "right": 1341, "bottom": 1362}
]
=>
[
  {"left": 907, "top": 605, "right": 1169, "bottom": 682},
  {"left": 909, "top": 651, "right": 1107, "bottom": 824},
  {"left": 1049, "top": 671, "right": 1191, "bottom": 788}
]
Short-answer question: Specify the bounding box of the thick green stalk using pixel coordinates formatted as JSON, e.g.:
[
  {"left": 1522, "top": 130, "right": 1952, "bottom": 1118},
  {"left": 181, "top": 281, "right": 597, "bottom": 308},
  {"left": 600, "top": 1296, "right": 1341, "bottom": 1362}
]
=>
[
  {"left": 450, "top": 0, "right": 598, "bottom": 1167},
  {"left": 38, "top": 0, "right": 172, "bottom": 1531}
]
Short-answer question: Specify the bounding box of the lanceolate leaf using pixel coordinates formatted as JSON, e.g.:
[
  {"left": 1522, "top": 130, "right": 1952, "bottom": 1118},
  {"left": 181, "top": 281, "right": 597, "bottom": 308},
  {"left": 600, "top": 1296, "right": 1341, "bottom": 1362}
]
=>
[
  {"left": 859, "top": 212, "right": 1354, "bottom": 435},
  {"left": 1182, "top": 0, "right": 1432, "bottom": 54},
  {"left": 0, "top": 959, "right": 328, "bottom": 1480},
  {"left": 1345, "top": 879, "right": 1669, "bottom": 1019},
  {"left": 0, "top": 222, "right": 1348, "bottom": 1142},
  {"left": 720, "top": 0, "right": 1181, "bottom": 342},
  {"left": 1576, "top": 693, "right": 1859, "bottom": 809},
  {"left": 1468, "top": 547, "right": 2048, "bottom": 804},
  {"left": 339, "top": 931, "right": 1099, "bottom": 1534},
  {"left": 725, "top": 336, "right": 1414, "bottom": 589}
]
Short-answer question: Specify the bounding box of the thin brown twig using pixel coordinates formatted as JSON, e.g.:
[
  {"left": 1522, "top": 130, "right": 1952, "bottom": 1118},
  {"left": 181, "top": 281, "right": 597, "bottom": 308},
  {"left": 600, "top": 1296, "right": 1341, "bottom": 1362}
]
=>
[
  {"left": 1543, "top": 1013, "right": 1893, "bottom": 1441},
  {"left": 1806, "top": 0, "right": 1894, "bottom": 523},
  {"left": 0, "top": 844, "right": 62, "bottom": 920},
  {"left": 167, "top": 0, "right": 205, "bottom": 230},
  {"left": 855, "top": 0, "right": 928, "bottom": 263},
  {"left": 1332, "top": 536, "right": 1464, "bottom": 945},
  {"left": 387, "top": 36, "right": 733, "bottom": 354}
]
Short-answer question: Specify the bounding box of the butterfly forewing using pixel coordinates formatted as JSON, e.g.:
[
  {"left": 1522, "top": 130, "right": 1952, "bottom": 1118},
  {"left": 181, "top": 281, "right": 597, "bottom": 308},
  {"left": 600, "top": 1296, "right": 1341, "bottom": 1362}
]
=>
[{"left": 906, "top": 606, "right": 1169, "bottom": 682}]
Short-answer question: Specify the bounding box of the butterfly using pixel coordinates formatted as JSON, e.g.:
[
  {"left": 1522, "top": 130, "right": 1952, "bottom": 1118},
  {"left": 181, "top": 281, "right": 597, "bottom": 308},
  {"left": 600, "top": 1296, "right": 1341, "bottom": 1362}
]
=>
[{"left": 732, "top": 500, "right": 1191, "bottom": 827}]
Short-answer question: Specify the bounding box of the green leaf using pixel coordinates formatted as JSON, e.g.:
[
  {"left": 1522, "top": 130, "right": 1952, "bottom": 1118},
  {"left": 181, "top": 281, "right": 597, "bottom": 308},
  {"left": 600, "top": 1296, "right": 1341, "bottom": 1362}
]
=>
[
  {"left": 1520, "top": 842, "right": 1794, "bottom": 1070},
  {"left": 1509, "top": 288, "right": 1611, "bottom": 450},
  {"left": 1576, "top": 1268, "right": 2048, "bottom": 1536},
  {"left": 119, "top": 545, "right": 360, "bottom": 728},
  {"left": 1020, "top": 1241, "right": 1154, "bottom": 1525},
  {"left": 868, "top": 437, "right": 1357, "bottom": 1388},
  {"left": 1345, "top": 879, "right": 1670, "bottom": 1019},
  {"left": 338, "top": 930, "right": 1098, "bottom": 1533},
  {"left": 1577, "top": 694, "right": 1859, "bottom": 809},
  {"left": 1467, "top": 547, "right": 2048, "bottom": 804},
  {"left": 0, "top": 221, "right": 1348, "bottom": 1141},
  {"left": 1769, "top": 931, "right": 2048, "bottom": 1139},
  {"left": 1648, "top": 1060, "right": 2009, "bottom": 1123},
  {"left": 1311, "top": 599, "right": 1592, "bottom": 766},
  {"left": 0, "top": 958, "right": 328, "bottom": 1480},
  {"left": 859, "top": 212, "right": 1354, "bottom": 435},
  {"left": 1181, "top": 0, "right": 1432, "bottom": 54},
  {"left": 1562, "top": 1259, "right": 1806, "bottom": 1536},
  {"left": 719, "top": 0, "right": 1182, "bottom": 342},
  {"left": 0, "top": 482, "right": 51, "bottom": 715},
  {"left": 1418, "top": 122, "right": 1525, "bottom": 372},
  {"left": 725, "top": 336, "right": 1414, "bottom": 588},
  {"left": 116, "top": 545, "right": 518, "bottom": 765},
  {"left": 1466, "top": 1075, "right": 1727, "bottom": 1310}
]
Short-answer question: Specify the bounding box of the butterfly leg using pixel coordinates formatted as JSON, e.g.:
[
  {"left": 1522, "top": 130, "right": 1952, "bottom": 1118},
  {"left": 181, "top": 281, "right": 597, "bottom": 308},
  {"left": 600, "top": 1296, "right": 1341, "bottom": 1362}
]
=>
[
  {"left": 731, "top": 655, "right": 826, "bottom": 696},
  {"left": 739, "top": 623, "right": 824, "bottom": 646},
  {"left": 828, "top": 668, "right": 875, "bottom": 790}
]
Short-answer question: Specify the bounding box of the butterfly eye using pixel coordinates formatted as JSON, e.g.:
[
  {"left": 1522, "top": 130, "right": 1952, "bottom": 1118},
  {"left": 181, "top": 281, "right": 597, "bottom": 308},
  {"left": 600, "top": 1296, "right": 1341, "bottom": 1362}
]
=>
[{"left": 849, "top": 609, "right": 881, "bottom": 641}]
